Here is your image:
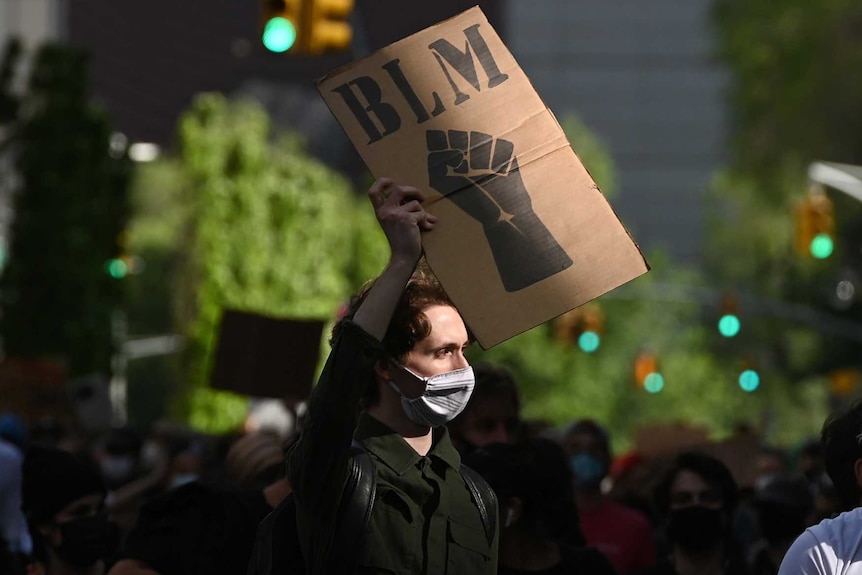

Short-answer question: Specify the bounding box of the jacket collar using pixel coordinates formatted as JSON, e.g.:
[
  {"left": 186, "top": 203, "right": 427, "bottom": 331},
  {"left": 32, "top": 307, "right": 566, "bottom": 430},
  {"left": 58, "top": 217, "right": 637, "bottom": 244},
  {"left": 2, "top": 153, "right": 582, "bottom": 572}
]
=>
[{"left": 355, "top": 412, "right": 461, "bottom": 476}]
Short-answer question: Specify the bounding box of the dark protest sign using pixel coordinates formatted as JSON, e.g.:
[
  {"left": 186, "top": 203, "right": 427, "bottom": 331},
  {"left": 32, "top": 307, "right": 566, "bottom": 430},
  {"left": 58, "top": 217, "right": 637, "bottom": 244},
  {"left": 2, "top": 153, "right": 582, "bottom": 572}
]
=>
[
  {"left": 318, "top": 6, "right": 649, "bottom": 348},
  {"left": 210, "top": 309, "right": 324, "bottom": 401},
  {"left": 0, "top": 358, "right": 69, "bottom": 424}
]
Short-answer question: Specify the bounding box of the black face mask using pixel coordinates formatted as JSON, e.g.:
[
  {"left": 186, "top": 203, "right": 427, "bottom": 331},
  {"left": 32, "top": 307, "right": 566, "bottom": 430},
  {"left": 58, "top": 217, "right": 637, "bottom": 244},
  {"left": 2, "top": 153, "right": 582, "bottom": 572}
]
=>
[
  {"left": 55, "top": 513, "right": 120, "bottom": 568},
  {"left": 668, "top": 506, "right": 724, "bottom": 554}
]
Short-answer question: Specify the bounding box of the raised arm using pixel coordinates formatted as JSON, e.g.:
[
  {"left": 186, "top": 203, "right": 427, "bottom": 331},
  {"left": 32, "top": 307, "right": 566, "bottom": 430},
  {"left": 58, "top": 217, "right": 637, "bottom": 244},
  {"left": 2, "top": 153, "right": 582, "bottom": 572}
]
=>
[{"left": 352, "top": 178, "right": 436, "bottom": 338}]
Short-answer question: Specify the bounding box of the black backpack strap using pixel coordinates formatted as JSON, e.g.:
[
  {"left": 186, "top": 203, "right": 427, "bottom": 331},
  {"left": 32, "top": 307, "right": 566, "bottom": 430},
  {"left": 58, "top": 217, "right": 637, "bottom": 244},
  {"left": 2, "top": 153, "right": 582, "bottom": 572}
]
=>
[
  {"left": 329, "top": 439, "right": 377, "bottom": 573},
  {"left": 460, "top": 463, "right": 497, "bottom": 547}
]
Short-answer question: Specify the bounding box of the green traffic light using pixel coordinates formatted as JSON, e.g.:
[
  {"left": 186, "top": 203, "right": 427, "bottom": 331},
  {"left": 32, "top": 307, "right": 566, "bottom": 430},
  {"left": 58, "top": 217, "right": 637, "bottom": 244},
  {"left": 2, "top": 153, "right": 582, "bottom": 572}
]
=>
[
  {"left": 262, "top": 17, "right": 297, "bottom": 53},
  {"left": 810, "top": 233, "right": 834, "bottom": 259},
  {"left": 106, "top": 258, "right": 128, "bottom": 279},
  {"left": 739, "top": 369, "right": 760, "bottom": 392},
  {"left": 644, "top": 373, "right": 664, "bottom": 394},
  {"left": 718, "top": 314, "right": 741, "bottom": 338},
  {"left": 578, "top": 331, "right": 601, "bottom": 353}
]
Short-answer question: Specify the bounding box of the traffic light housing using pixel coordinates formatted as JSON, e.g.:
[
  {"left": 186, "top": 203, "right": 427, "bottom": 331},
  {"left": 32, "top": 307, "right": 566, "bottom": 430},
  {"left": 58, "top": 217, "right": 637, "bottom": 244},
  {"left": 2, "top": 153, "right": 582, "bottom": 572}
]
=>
[
  {"left": 260, "top": 0, "right": 353, "bottom": 54},
  {"left": 261, "top": 0, "right": 302, "bottom": 53},
  {"left": 305, "top": 0, "right": 354, "bottom": 54},
  {"left": 552, "top": 304, "right": 605, "bottom": 353},
  {"left": 717, "top": 293, "right": 741, "bottom": 338},
  {"left": 795, "top": 185, "right": 835, "bottom": 259},
  {"left": 829, "top": 369, "right": 860, "bottom": 397},
  {"left": 634, "top": 352, "right": 663, "bottom": 393}
]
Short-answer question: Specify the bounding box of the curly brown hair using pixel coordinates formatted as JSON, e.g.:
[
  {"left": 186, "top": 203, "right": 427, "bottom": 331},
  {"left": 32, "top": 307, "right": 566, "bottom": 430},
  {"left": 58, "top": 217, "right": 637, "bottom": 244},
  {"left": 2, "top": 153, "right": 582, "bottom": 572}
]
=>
[{"left": 330, "top": 259, "right": 467, "bottom": 406}]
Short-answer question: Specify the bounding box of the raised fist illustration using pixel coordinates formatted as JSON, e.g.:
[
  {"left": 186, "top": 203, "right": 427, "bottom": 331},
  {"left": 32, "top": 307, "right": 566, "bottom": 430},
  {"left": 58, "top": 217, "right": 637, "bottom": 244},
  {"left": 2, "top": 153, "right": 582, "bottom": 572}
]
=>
[{"left": 426, "top": 129, "right": 572, "bottom": 292}]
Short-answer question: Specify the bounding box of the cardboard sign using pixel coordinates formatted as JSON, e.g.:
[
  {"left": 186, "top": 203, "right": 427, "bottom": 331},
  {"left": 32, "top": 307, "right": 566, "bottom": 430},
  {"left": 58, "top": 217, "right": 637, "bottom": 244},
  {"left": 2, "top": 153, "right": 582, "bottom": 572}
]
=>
[
  {"left": 210, "top": 309, "right": 325, "bottom": 401},
  {"left": 317, "top": 6, "right": 649, "bottom": 348}
]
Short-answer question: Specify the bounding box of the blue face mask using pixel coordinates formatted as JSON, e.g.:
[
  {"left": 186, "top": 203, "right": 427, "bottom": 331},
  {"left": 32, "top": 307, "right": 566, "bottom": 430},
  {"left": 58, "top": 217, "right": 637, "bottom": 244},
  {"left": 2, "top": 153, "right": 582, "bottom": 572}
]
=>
[{"left": 570, "top": 453, "right": 606, "bottom": 487}]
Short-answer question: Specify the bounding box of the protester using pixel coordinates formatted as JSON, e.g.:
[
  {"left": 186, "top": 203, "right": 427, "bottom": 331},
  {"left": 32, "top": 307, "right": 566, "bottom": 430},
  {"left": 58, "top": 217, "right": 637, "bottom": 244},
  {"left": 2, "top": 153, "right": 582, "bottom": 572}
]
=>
[
  {"left": 793, "top": 438, "right": 842, "bottom": 524},
  {"left": 465, "top": 438, "right": 617, "bottom": 575},
  {"left": 560, "top": 419, "right": 656, "bottom": 574},
  {"left": 223, "top": 431, "right": 285, "bottom": 489},
  {"left": 747, "top": 473, "right": 814, "bottom": 575},
  {"left": 0, "top": 436, "right": 31, "bottom": 575},
  {"left": 636, "top": 451, "right": 750, "bottom": 575},
  {"left": 94, "top": 428, "right": 144, "bottom": 492},
  {"left": 0, "top": 412, "right": 28, "bottom": 453},
  {"left": 106, "top": 432, "right": 292, "bottom": 575},
  {"left": 286, "top": 178, "right": 498, "bottom": 573},
  {"left": 448, "top": 361, "right": 522, "bottom": 455},
  {"left": 795, "top": 439, "right": 826, "bottom": 484},
  {"left": 778, "top": 400, "right": 862, "bottom": 574},
  {"left": 733, "top": 445, "right": 791, "bottom": 560},
  {"left": 754, "top": 447, "right": 788, "bottom": 487},
  {"left": 608, "top": 451, "right": 657, "bottom": 524},
  {"left": 21, "top": 445, "right": 120, "bottom": 575}
]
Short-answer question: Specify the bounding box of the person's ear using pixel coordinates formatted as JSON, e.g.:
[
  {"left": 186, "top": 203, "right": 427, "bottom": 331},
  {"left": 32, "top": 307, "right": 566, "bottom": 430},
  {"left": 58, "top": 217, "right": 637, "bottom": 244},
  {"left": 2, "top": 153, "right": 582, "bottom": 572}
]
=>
[{"left": 374, "top": 359, "right": 391, "bottom": 382}]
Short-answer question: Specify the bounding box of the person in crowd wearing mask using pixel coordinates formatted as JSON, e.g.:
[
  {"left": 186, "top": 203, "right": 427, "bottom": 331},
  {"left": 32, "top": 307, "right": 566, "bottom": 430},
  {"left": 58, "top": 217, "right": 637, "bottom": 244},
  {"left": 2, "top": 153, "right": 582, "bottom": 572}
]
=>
[
  {"left": 560, "top": 419, "right": 655, "bottom": 574},
  {"left": 779, "top": 400, "right": 862, "bottom": 575},
  {"left": 448, "top": 361, "right": 522, "bottom": 455},
  {"left": 465, "top": 438, "right": 617, "bottom": 575},
  {"left": 747, "top": 474, "right": 815, "bottom": 575},
  {"left": 21, "top": 446, "right": 120, "bottom": 575},
  {"left": 95, "top": 429, "right": 144, "bottom": 493},
  {"left": 91, "top": 428, "right": 147, "bottom": 539},
  {"left": 106, "top": 432, "right": 292, "bottom": 575},
  {"left": 286, "top": 178, "right": 498, "bottom": 574},
  {"left": 636, "top": 451, "right": 750, "bottom": 575}
]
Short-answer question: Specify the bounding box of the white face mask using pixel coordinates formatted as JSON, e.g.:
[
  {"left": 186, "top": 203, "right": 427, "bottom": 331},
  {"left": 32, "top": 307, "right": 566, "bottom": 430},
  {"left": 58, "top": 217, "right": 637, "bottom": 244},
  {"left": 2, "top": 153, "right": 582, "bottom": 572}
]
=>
[
  {"left": 100, "top": 456, "right": 134, "bottom": 482},
  {"left": 168, "top": 473, "right": 200, "bottom": 489},
  {"left": 389, "top": 363, "right": 475, "bottom": 428}
]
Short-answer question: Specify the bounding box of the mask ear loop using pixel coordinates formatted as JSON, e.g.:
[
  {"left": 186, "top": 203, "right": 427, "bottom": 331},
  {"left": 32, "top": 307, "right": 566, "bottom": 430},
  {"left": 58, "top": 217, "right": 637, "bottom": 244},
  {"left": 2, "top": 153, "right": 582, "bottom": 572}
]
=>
[{"left": 505, "top": 507, "right": 515, "bottom": 528}]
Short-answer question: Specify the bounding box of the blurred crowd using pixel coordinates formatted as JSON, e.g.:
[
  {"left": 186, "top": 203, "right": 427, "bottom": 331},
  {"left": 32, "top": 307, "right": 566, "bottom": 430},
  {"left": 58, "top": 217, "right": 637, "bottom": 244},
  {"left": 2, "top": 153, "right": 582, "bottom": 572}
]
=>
[{"left": 0, "top": 361, "right": 843, "bottom": 575}]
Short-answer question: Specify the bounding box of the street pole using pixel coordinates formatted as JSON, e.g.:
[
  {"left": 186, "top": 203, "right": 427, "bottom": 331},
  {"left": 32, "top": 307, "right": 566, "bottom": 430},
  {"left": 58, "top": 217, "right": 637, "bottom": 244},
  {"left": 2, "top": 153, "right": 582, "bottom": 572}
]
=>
[
  {"left": 109, "top": 307, "right": 184, "bottom": 426},
  {"left": 109, "top": 309, "right": 128, "bottom": 426},
  {"left": 808, "top": 161, "right": 862, "bottom": 204}
]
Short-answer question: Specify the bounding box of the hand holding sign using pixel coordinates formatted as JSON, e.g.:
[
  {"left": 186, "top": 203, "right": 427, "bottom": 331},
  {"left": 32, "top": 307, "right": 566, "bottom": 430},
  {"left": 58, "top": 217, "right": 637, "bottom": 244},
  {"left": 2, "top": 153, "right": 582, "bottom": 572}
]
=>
[
  {"left": 427, "top": 129, "right": 573, "bottom": 292},
  {"left": 369, "top": 178, "right": 437, "bottom": 265}
]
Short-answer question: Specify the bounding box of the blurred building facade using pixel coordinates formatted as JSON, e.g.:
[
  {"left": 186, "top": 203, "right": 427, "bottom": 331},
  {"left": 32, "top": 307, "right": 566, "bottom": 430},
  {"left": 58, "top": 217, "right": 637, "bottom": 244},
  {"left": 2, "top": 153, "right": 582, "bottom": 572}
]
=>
[
  {"left": 0, "top": 0, "right": 64, "bottom": 260},
  {"left": 0, "top": 0, "right": 728, "bottom": 267},
  {"left": 506, "top": 0, "right": 729, "bottom": 265}
]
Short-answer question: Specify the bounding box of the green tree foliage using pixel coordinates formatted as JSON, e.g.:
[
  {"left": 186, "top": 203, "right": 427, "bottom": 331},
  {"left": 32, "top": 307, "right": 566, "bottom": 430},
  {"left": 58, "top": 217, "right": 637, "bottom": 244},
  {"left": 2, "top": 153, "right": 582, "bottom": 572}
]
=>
[
  {"left": 713, "top": 0, "right": 862, "bottom": 177},
  {"left": 709, "top": 0, "right": 862, "bottom": 385},
  {"left": 0, "top": 44, "right": 131, "bottom": 377},
  {"left": 162, "top": 94, "right": 387, "bottom": 433},
  {"left": 470, "top": 254, "right": 828, "bottom": 451}
]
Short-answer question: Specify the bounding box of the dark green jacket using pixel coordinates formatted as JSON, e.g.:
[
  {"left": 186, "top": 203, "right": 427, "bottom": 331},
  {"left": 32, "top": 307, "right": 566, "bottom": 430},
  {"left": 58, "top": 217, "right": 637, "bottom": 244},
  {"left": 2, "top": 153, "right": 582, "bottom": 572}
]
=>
[{"left": 287, "top": 321, "right": 498, "bottom": 574}]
